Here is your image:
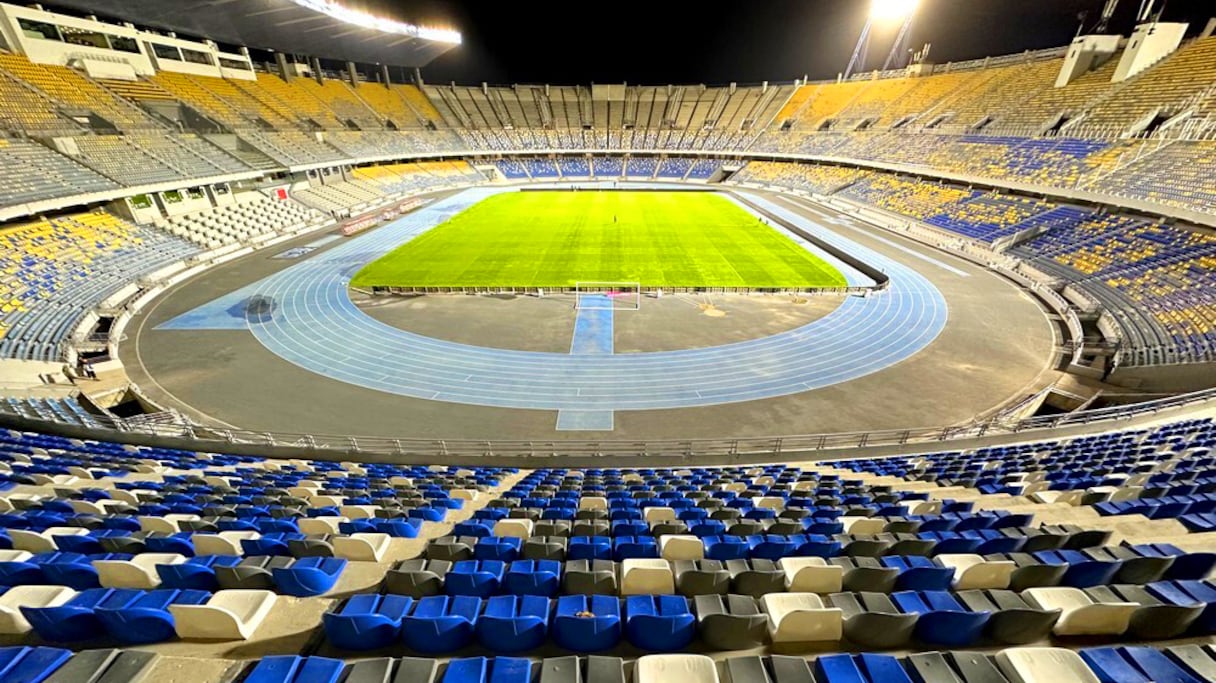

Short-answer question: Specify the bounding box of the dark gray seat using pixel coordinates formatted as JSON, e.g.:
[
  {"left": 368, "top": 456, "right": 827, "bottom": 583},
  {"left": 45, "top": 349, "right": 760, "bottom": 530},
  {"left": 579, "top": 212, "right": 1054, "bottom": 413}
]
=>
[
  {"left": 535, "top": 520, "right": 572, "bottom": 537},
  {"left": 1165, "top": 645, "right": 1216, "bottom": 682},
  {"left": 215, "top": 555, "right": 293, "bottom": 590},
  {"left": 830, "top": 591, "right": 916, "bottom": 648},
  {"left": 946, "top": 651, "right": 1009, "bottom": 683},
  {"left": 383, "top": 559, "right": 451, "bottom": 597},
  {"left": 674, "top": 560, "right": 730, "bottom": 596},
  {"left": 523, "top": 536, "right": 568, "bottom": 561},
  {"left": 425, "top": 536, "right": 477, "bottom": 562},
  {"left": 46, "top": 649, "right": 157, "bottom": 683},
  {"left": 956, "top": 589, "right": 1060, "bottom": 644},
  {"left": 985, "top": 553, "right": 1066, "bottom": 591},
  {"left": 694, "top": 594, "right": 770, "bottom": 650},
  {"left": 344, "top": 657, "right": 393, "bottom": 683},
  {"left": 832, "top": 557, "right": 899, "bottom": 593},
  {"left": 562, "top": 559, "right": 618, "bottom": 595},
  {"left": 903, "top": 651, "right": 964, "bottom": 683},
  {"left": 1088, "top": 584, "right": 1202, "bottom": 639},
  {"left": 727, "top": 559, "right": 784, "bottom": 597},
  {"left": 1090, "top": 546, "right": 1174, "bottom": 584},
  {"left": 392, "top": 657, "right": 440, "bottom": 683},
  {"left": 288, "top": 534, "right": 335, "bottom": 558}
]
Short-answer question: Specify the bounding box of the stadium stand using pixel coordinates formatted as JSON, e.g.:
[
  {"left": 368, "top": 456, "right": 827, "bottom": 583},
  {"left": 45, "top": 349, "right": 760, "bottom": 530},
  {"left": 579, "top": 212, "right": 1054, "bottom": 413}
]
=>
[
  {"left": 733, "top": 161, "right": 868, "bottom": 194},
  {"left": 0, "top": 138, "right": 117, "bottom": 209},
  {"left": 161, "top": 196, "right": 328, "bottom": 249},
  {"left": 0, "top": 212, "right": 198, "bottom": 361}
]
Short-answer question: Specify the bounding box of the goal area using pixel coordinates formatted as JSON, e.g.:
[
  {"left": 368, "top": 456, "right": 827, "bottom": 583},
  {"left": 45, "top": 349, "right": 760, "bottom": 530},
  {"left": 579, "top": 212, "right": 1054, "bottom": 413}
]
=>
[{"left": 574, "top": 282, "right": 641, "bottom": 311}]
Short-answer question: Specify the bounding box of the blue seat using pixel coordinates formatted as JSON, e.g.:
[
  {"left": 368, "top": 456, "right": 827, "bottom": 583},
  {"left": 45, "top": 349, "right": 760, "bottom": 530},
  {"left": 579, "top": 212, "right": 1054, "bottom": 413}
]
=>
[
  {"left": 156, "top": 555, "right": 244, "bottom": 590},
  {"left": 446, "top": 560, "right": 506, "bottom": 597},
  {"left": 612, "top": 536, "right": 658, "bottom": 560},
  {"left": 477, "top": 595, "right": 550, "bottom": 652},
  {"left": 1147, "top": 580, "right": 1216, "bottom": 634},
  {"left": 703, "top": 535, "right": 751, "bottom": 561},
  {"left": 452, "top": 521, "right": 494, "bottom": 537},
  {"left": 401, "top": 595, "right": 481, "bottom": 653},
  {"left": 892, "top": 590, "right": 989, "bottom": 647},
  {"left": 1081, "top": 646, "right": 1203, "bottom": 683},
  {"left": 23, "top": 587, "right": 139, "bottom": 642},
  {"left": 42, "top": 552, "right": 131, "bottom": 590},
  {"left": 243, "top": 655, "right": 346, "bottom": 683},
  {"left": 0, "top": 646, "right": 73, "bottom": 683},
  {"left": 883, "top": 557, "right": 954, "bottom": 591},
  {"left": 271, "top": 557, "right": 346, "bottom": 597},
  {"left": 624, "top": 595, "right": 695, "bottom": 651},
  {"left": 1037, "top": 550, "right": 1121, "bottom": 588},
  {"left": 95, "top": 588, "right": 210, "bottom": 643},
  {"left": 568, "top": 537, "right": 612, "bottom": 561},
  {"left": 474, "top": 538, "right": 522, "bottom": 563},
  {"left": 814, "top": 653, "right": 913, "bottom": 683},
  {"left": 144, "top": 533, "right": 195, "bottom": 556},
  {"left": 503, "top": 560, "right": 560, "bottom": 596},
  {"left": 442, "top": 657, "right": 534, "bottom": 683},
  {"left": 553, "top": 594, "right": 621, "bottom": 652},
  {"left": 322, "top": 594, "right": 412, "bottom": 650}
]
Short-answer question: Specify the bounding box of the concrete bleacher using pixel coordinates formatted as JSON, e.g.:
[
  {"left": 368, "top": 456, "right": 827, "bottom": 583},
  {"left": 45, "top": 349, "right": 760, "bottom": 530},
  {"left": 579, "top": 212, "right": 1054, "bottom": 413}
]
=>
[{"left": 161, "top": 196, "right": 327, "bottom": 249}]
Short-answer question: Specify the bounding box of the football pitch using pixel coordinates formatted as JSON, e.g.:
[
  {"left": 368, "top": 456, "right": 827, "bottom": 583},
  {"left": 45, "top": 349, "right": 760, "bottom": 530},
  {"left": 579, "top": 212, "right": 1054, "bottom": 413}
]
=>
[{"left": 350, "top": 191, "right": 848, "bottom": 289}]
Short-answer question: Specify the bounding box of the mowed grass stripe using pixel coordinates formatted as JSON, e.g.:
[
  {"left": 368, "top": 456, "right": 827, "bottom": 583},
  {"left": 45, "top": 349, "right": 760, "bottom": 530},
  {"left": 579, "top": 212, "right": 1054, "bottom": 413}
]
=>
[{"left": 350, "top": 191, "right": 847, "bottom": 289}]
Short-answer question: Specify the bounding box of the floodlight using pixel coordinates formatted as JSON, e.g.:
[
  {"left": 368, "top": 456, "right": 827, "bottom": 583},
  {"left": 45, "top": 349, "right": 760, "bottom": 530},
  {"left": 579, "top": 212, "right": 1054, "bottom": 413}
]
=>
[
  {"left": 290, "top": 0, "right": 461, "bottom": 44},
  {"left": 870, "top": 0, "right": 920, "bottom": 22}
]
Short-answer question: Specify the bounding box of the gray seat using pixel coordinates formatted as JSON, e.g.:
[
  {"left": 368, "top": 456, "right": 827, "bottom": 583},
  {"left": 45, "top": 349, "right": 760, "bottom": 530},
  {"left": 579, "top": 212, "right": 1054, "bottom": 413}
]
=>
[
  {"left": 572, "top": 521, "right": 610, "bottom": 537},
  {"left": 343, "top": 657, "right": 394, "bottom": 683},
  {"left": 674, "top": 560, "right": 730, "bottom": 596},
  {"left": 956, "top": 589, "right": 1060, "bottom": 644},
  {"left": 986, "top": 553, "right": 1066, "bottom": 591},
  {"left": 538, "top": 656, "right": 580, "bottom": 683},
  {"left": 1093, "top": 546, "right": 1175, "bottom": 584},
  {"left": 535, "top": 520, "right": 572, "bottom": 537},
  {"left": 425, "top": 536, "right": 478, "bottom": 562},
  {"left": 694, "top": 594, "right": 770, "bottom": 650},
  {"left": 830, "top": 591, "right": 917, "bottom": 648},
  {"left": 383, "top": 559, "right": 451, "bottom": 598},
  {"left": 563, "top": 559, "right": 618, "bottom": 595},
  {"left": 288, "top": 535, "right": 335, "bottom": 558},
  {"left": 46, "top": 649, "right": 157, "bottom": 683},
  {"left": 651, "top": 521, "right": 690, "bottom": 536},
  {"left": 585, "top": 656, "right": 626, "bottom": 683},
  {"left": 946, "top": 652, "right": 1008, "bottom": 683},
  {"left": 392, "top": 657, "right": 440, "bottom": 683},
  {"left": 1088, "top": 584, "right": 1202, "bottom": 640},
  {"left": 903, "top": 651, "right": 965, "bottom": 683},
  {"left": 1165, "top": 645, "right": 1216, "bottom": 682},
  {"left": 523, "top": 536, "right": 568, "bottom": 561},
  {"left": 832, "top": 557, "right": 899, "bottom": 593},
  {"left": 215, "top": 555, "right": 293, "bottom": 590},
  {"left": 727, "top": 559, "right": 784, "bottom": 597}
]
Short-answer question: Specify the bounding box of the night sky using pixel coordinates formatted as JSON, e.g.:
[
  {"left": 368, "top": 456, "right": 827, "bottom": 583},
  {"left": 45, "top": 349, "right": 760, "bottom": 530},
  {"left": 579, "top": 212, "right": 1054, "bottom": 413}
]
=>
[{"left": 349, "top": 0, "right": 1216, "bottom": 85}]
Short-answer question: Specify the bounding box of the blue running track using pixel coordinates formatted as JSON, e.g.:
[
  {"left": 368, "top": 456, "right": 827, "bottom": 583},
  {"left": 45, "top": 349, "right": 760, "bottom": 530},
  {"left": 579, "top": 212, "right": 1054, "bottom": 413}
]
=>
[{"left": 159, "top": 187, "right": 948, "bottom": 412}]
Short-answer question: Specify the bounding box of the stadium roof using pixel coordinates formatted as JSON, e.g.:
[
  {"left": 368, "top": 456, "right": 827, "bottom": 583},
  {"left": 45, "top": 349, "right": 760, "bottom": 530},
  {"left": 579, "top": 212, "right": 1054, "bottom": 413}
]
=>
[{"left": 43, "top": 0, "right": 460, "bottom": 67}]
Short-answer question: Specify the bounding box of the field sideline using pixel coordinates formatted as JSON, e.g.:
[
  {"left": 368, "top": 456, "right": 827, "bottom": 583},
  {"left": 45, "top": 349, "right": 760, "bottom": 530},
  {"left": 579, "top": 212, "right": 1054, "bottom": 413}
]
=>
[{"left": 350, "top": 191, "right": 848, "bottom": 289}]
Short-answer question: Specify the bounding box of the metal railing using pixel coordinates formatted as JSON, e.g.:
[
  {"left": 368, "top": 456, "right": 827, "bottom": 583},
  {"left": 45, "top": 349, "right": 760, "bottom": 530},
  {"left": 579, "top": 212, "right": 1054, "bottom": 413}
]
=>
[{"left": 3, "top": 386, "right": 1214, "bottom": 462}]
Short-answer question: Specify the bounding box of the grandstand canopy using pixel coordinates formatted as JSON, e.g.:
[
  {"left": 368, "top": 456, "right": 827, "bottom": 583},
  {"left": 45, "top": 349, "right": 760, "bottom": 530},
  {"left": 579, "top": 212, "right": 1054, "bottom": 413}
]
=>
[{"left": 42, "top": 0, "right": 459, "bottom": 67}]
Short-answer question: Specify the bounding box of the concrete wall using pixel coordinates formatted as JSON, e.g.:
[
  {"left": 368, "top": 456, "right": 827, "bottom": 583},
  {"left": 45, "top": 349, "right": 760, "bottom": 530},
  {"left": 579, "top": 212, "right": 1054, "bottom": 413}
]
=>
[{"left": 1114, "top": 22, "right": 1188, "bottom": 82}]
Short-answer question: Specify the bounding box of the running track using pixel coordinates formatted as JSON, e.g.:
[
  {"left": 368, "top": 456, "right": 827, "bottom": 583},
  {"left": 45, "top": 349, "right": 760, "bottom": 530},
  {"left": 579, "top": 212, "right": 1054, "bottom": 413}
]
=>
[{"left": 159, "top": 187, "right": 949, "bottom": 413}]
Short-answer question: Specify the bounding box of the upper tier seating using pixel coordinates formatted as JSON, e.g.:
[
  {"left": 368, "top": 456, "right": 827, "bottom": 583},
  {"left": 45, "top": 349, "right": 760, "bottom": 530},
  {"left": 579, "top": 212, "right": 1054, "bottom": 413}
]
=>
[{"left": 0, "top": 138, "right": 117, "bottom": 209}]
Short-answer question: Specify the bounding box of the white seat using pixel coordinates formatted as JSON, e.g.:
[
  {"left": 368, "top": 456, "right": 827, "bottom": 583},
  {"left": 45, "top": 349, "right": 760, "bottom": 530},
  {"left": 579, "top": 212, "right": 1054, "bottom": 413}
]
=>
[
  {"left": 1030, "top": 491, "right": 1083, "bottom": 506},
  {"left": 579, "top": 496, "right": 608, "bottom": 511},
  {"left": 139, "top": 514, "right": 201, "bottom": 533},
  {"left": 909, "top": 500, "right": 943, "bottom": 516},
  {"left": 659, "top": 535, "right": 705, "bottom": 561},
  {"left": 108, "top": 489, "right": 152, "bottom": 506},
  {"left": 753, "top": 497, "right": 784, "bottom": 511},
  {"left": 722, "top": 483, "right": 748, "bottom": 494},
  {"left": 387, "top": 476, "right": 413, "bottom": 487},
  {"left": 937, "top": 554, "right": 1015, "bottom": 590},
  {"left": 621, "top": 559, "right": 674, "bottom": 595},
  {"left": 170, "top": 589, "right": 277, "bottom": 640},
  {"left": 333, "top": 533, "right": 392, "bottom": 562},
  {"left": 298, "top": 516, "right": 348, "bottom": 535},
  {"left": 840, "top": 517, "right": 886, "bottom": 535},
  {"left": 68, "top": 499, "right": 127, "bottom": 516},
  {"left": 338, "top": 505, "right": 380, "bottom": 520},
  {"left": 636, "top": 655, "right": 719, "bottom": 683},
  {"left": 0, "top": 585, "right": 76, "bottom": 634},
  {"left": 193, "top": 531, "right": 261, "bottom": 556},
  {"left": 311, "top": 495, "right": 346, "bottom": 507},
  {"left": 777, "top": 557, "right": 844, "bottom": 593},
  {"left": 1023, "top": 587, "right": 1138, "bottom": 636},
  {"left": 9, "top": 527, "right": 89, "bottom": 553},
  {"left": 995, "top": 647, "right": 1100, "bottom": 683},
  {"left": 643, "top": 507, "right": 677, "bottom": 524},
  {"left": 449, "top": 489, "right": 486, "bottom": 505},
  {"left": 0, "top": 550, "right": 33, "bottom": 563},
  {"left": 759, "top": 593, "right": 843, "bottom": 643},
  {"left": 93, "top": 553, "right": 186, "bottom": 589},
  {"left": 493, "top": 518, "right": 534, "bottom": 539}
]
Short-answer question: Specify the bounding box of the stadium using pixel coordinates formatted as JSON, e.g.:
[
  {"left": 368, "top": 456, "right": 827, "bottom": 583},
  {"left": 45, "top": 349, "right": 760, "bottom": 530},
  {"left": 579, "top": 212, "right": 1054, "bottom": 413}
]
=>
[{"left": 0, "top": 0, "right": 1215, "bottom": 679}]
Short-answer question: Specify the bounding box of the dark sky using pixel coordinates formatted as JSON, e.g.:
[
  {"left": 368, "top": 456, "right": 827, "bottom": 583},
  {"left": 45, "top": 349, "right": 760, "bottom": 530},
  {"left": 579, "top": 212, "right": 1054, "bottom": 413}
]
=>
[{"left": 349, "top": 0, "right": 1216, "bottom": 85}]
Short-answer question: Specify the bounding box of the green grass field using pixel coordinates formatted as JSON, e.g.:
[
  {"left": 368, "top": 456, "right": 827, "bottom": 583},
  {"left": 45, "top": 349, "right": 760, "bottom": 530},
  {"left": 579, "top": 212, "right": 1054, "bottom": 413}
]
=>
[{"left": 350, "top": 191, "right": 847, "bottom": 289}]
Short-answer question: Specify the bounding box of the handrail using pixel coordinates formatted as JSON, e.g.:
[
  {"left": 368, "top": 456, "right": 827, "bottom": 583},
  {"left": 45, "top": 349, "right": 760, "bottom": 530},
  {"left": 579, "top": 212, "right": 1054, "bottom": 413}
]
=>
[{"left": 3, "top": 386, "right": 1214, "bottom": 460}]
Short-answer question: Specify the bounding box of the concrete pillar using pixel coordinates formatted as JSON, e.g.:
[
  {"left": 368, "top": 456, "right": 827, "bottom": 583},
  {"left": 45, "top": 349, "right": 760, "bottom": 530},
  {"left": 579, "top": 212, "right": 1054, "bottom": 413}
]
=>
[
  {"left": 275, "top": 52, "right": 291, "bottom": 81},
  {"left": 380, "top": 64, "right": 391, "bottom": 88},
  {"left": 310, "top": 56, "right": 323, "bottom": 85},
  {"left": 346, "top": 61, "right": 359, "bottom": 87},
  {"left": 413, "top": 67, "right": 423, "bottom": 87}
]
